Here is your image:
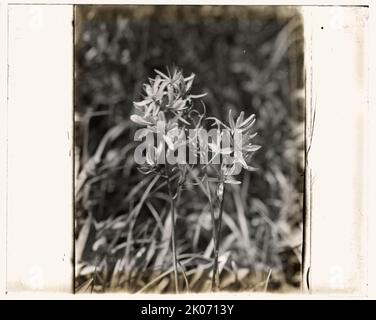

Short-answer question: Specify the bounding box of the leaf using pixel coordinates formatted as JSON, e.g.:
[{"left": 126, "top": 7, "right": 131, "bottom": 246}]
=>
[
  {"left": 136, "top": 256, "right": 197, "bottom": 293},
  {"left": 76, "top": 277, "right": 94, "bottom": 293},
  {"left": 76, "top": 216, "right": 93, "bottom": 263},
  {"left": 93, "top": 237, "right": 106, "bottom": 251},
  {"left": 112, "top": 220, "right": 127, "bottom": 230},
  {"left": 146, "top": 201, "right": 164, "bottom": 233}
]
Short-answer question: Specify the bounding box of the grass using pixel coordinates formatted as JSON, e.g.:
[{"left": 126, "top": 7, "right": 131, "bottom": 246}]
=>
[{"left": 165, "top": 168, "right": 179, "bottom": 293}]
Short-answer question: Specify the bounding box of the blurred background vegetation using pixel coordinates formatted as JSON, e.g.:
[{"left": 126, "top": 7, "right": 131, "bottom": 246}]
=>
[{"left": 74, "top": 5, "right": 305, "bottom": 293}]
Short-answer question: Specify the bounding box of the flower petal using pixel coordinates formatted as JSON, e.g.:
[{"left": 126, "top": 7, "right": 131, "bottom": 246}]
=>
[
  {"left": 171, "top": 99, "right": 186, "bottom": 111},
  {"left": 244, "top": 145, "right": 261, "bottom": 152},
  {"left": 220, "top": 147, "right": 232, "bottom": 155},
  {"left": 236, "top": 111, "right": 244, "bottom": 128},
  {"left": 228, "top": 109, "right": 235, "bottom": 130},
  {"left": 130, "top": 115, "right": 152, "bottom": 126},
  {"left": 133, "top": 100, "right": 150, "bottom": 108},
  {"left": 176, "top": 114, "right": 190, "bottom": 125},
  {"left": 185, "top": 73, "right": 195, "bottom": 92},
  {"left": 189, "top": 93, "right": 207, "bottom": 99},
  {"left": 146, "top": 146, "right": 155, "bottom": 165},
  {"left": 224, "top": 177, "right": 241, "bottom": 184},
  {"left": 144, "top": 84, "right": 153, "bottom": 97},
  {"left": 134, "top": 128, "right": 151, "bottom": 140},
  {"left": 163, "top": 134, "right": 175, "bottom": 151},
  {"left": 208, "top": 142, "right": 219, "bottom": 153},
  {"left": 152, "top": 76, "right": 162, "bottom": 93},
  {"left": 240, "top": 114, "right": 256, "bottom": 129},
  {"left": 154, "top": 69, "right": 170, "bottom": 80}
]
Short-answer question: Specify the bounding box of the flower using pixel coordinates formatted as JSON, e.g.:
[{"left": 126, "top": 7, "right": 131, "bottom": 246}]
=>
[
  {"left": 154, "top": 68, "right": 207, "bottom": 110},
  {"left": 207, "top": 132, "right": 232, "bottom": 162},
  {"left": 206, "top": 110, "right": 261, "bottom": 178},
  {"left": 130, "top": 114, "right": 157, "bottom": 126},
  {"left": 131, "top": 68, "right": 206, "bottom": 129},
  {"left": 163, "top": 127, "right": 186, "bottom": 152},
  {"left": 138, "top": 142, "right": 164, "bottom": 175},
  {"left": 133, "top": 75, "right": 166, "bottom": 110},
  {"left": 131, "top": 76, "right": 166, "bottom": 126},
  {"left": 228, "top": 110, "right": 256, "bottom": 134},
  {"left": 131, "top": 69, "right": 261, "bottom": 182}
]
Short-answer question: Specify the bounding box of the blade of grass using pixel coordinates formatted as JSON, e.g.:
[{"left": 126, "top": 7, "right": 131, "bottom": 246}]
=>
[
  {"left": 166, "top": 172, "right": 179, "bottom": 293},
  {"left": 232, "top": 185, "right": 252, "bottom": 250},
  {"left": 212, "top": 182, "right": 225, "bottom": 291},
  {"left": 177, "top": 260, "right": 190, "bottom": 293},
  {"left": 146, "top": 201, "right": 164, "bottom": 233},
  {"left": 136, "top": 257, "right": 195, "bottom": 293},
  {"left": 264, "top": 269, "right": 272, "bottom": 292}
]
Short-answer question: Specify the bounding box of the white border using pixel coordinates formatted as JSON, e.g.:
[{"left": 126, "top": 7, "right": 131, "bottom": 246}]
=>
[
  {"left": 0, "top": 0, "right": 374, "bottom": 299},
  {"left": 5, "top": 4, "right": 73, "bottom": 293},
  {"left": 306, "top": 6, "right": 368, "bottom": 294}
]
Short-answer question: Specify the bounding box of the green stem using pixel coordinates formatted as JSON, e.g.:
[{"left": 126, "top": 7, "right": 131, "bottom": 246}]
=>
[{"left": 166, "top": 172, "right": 179, "bottom": 293}]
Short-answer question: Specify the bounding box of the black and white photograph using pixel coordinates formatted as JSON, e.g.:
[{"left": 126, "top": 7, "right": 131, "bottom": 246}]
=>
[
  {"left": 74, "top": 5, "right": 305, "bottom": 293},
  {"left": 0, "top": 0, "right": 373, "bottom": 303}
]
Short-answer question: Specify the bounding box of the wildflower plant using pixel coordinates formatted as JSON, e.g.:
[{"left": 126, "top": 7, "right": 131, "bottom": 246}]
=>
[{"left": 131, "top": 68, "right": 260, "bottom": 292}]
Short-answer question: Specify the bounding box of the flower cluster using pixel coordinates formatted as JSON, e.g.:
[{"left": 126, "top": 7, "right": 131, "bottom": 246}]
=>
[
  {"left": 131, "top": 68, "right": 260, "bottom": 181},
  {"left": 216, "top": 110, "right": 261, "bottom": 180},
  {"left": 131, "top": 68, "right": 206, "bottom": 128}
]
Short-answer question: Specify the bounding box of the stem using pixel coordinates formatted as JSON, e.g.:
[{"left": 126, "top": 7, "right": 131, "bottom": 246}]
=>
[
  {"left": 166, "top": 172, "right": 179, "bottom": 293},
  {"left": 205, "top": 170, "right": 218, "bottom": 292},
  {"left": 205, "top": 176, "right": 217, "bottom": 247},
  {"left": 212, "top": 182, "right": 226, "bottom": 292}
]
